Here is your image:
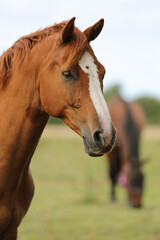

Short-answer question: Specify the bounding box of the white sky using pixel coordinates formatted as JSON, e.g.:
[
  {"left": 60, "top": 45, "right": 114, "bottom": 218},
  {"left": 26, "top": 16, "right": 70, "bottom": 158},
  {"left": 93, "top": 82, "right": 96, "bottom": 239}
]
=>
[{"left": 0, "top": 0, "right": 160, "bottom": 100}]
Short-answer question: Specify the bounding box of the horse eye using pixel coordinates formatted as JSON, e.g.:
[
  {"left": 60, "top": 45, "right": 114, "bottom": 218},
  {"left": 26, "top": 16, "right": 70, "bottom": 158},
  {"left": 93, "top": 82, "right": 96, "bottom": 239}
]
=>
[{"left": 62, "top": 70, "right": 74, "bottom": 80}]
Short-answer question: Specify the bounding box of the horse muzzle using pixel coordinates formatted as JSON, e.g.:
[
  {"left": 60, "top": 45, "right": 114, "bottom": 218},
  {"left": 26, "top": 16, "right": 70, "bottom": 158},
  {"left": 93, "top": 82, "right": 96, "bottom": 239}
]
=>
[
  {"left": 82, "top": 127, "right": 116, "bottom": 157},
  {"left": 128, "top": 191, "right": 142, "bottom": 209}
]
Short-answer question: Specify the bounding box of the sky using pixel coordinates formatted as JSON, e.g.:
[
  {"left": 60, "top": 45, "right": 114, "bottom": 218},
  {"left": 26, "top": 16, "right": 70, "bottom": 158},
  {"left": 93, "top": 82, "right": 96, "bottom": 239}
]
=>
[{"left": 0, "top": 0, "right": 160, "bottom": 100}]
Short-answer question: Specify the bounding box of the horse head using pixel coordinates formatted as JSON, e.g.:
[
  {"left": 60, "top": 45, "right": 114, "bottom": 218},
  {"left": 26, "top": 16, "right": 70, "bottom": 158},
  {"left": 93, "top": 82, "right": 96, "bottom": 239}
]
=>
[
  {"left": 38, "top": 18, "right": 116, "bottom": 156},
  {"left": 128, "top": 157, "right": 144, "bottom": 208}
]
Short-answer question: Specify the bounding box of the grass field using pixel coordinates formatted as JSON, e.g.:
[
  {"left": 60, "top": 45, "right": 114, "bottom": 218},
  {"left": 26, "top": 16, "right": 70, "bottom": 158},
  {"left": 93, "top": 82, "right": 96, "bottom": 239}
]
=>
[{"left": 19, "top": 125, "right": 160, "bottom": 240}]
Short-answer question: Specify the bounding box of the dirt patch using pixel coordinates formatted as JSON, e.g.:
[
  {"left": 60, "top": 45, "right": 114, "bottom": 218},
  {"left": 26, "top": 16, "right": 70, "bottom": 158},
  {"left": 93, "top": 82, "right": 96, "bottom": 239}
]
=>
[{"left": 143, "top": 125, "right": 160, "bottom": 140}]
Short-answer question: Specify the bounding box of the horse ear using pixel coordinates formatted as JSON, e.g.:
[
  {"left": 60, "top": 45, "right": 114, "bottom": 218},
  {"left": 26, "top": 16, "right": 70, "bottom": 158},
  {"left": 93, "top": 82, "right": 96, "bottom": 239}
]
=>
[
  {"left": 84, "top": 19, "right": 104, "bottom": 42},
  {"left": 62, "top": 17, "right": 76, "bottom": 43}
]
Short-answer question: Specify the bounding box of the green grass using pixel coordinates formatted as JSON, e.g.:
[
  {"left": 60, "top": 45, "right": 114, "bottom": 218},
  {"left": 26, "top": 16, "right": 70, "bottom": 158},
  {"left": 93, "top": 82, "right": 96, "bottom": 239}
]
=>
[{"left": 18, "top": 133, "right": 160, "bottom": 240}]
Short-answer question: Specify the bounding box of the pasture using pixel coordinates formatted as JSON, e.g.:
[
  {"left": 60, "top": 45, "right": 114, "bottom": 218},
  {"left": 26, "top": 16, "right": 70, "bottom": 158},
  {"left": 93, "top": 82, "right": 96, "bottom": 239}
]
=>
[{"left": 19, "top": 125, "right": 160, "bottom": 240}]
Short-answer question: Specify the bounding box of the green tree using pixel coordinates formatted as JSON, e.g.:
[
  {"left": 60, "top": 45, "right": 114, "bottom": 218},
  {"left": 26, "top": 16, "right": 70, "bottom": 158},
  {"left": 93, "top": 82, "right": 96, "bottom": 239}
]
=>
[
  {"left": 135, "top": 97, "right": 160, "bottom": 124},
  {"left": 103, "top": 84, "right": 160, "bottom": 124},
  {"left": 103, "top": 84, "right": 121, "bottom": 100},
  {"left": 48, "top": 116, "right": 63, "bottom": 125}
]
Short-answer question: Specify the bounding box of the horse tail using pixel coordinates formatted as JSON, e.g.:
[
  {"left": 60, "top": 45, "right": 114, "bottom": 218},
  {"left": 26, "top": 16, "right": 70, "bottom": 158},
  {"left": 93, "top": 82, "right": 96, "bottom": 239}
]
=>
[{"left": 120, "top": 97, "right": 140, "bottom": 165}]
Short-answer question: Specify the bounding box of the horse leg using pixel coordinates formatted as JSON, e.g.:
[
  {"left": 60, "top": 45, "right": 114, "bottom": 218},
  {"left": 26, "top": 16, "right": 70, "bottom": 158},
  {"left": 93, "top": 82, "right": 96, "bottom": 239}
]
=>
[
  {"left": 0, "top": 164, "right": 34, "bottom": 240},
  {"left": 109, "top": 165, "right": 117, "bottom": 202},
  {"left": 15, "top": 165, "right": 35, "bottom": 222},
  {"left": 0, "top": 178, "right": 18, "bottom": 239},
  {"left": 107, "top": 147, "right": 121, "bottom": 202},
  {"left": 2, "top": 230, "right": 17, "bottom": 240}
]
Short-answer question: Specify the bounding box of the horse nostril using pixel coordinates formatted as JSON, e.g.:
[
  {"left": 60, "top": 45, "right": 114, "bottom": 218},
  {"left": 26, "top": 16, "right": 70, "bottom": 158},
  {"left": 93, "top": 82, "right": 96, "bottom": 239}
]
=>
[
  {"left": 93, "top": 130, "right": 104, "bottom": 148},
  {"left": 93, "top": 129, "right": 115, "bottom": 153}
]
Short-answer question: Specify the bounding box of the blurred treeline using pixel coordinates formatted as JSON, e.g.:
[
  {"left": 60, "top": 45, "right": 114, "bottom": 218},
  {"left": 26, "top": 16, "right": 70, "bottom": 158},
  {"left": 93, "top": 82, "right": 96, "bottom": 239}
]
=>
[
  {"left": 48, "top": 84, "right": 160, "bottom": 125},
  {"left": 103, "top": 84, "right": 160, "bottom": 124}
]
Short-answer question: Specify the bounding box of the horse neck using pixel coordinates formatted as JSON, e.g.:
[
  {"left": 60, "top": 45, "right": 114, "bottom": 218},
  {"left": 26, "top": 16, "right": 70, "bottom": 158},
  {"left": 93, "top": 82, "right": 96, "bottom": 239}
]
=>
[{"left": 0, "top": 57, "right": 49, "bottom": 166}]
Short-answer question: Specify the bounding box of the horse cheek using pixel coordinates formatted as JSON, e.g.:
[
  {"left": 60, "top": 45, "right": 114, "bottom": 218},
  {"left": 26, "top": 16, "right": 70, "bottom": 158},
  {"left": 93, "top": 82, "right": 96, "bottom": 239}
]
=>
[{"left": 39, "top": 75, "right": 66, "bottom": 118}]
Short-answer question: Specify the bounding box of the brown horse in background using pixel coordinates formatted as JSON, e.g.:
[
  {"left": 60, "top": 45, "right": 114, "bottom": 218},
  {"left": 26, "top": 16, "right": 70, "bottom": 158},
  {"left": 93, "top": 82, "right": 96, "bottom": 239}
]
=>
[
  {"left": 0, "top": 18, "right": 116, "bottom": 239},
  {"left": 106, "top": 96, "right": 145, "bottom": 208}
]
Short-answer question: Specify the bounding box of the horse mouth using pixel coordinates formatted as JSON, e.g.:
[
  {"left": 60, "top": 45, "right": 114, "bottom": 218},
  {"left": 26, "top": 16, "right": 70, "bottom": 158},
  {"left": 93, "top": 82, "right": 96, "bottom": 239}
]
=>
[
  {"left": 82, "top": 133, "right": 115, "bottom": 157},
  {"left": 83, "top": 137, "right": 103, "bottom": 157},
  {"left": 128, "top": 190, "right": 143, "bottom": 209},
  {"left": 129, "top": 199, "right": 142, "bottom": 209}
]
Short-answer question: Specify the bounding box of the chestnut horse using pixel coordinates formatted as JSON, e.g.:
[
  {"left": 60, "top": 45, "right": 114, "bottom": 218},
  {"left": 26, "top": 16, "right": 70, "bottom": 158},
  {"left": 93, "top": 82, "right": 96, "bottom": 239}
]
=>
[
  {"left": 106, "top": 96, "right": 145, "bottom": 208},
  {"left": 0, "top": 18, "right": 116, "bottom": 239}
]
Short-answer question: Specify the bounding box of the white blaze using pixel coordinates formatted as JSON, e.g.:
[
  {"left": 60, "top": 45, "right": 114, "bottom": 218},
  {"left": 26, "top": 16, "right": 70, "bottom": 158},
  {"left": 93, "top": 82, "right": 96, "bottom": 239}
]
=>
[{"left": 78, "top": 51, "right": 112, "bottom": 137}]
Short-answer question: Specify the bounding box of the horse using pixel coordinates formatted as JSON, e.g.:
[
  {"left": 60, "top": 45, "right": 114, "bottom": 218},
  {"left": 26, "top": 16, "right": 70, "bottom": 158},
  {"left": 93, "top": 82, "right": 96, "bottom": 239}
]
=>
[
  {"left": 0, "top": 18, "right": 116, "bottom": 239},
  {"left": 106, "top": 96, "right": 145, "bottom": 208}
]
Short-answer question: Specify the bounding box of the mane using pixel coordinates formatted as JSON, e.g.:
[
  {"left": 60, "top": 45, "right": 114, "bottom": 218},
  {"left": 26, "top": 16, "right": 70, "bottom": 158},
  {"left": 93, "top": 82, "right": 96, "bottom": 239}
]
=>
[
  {"left": 123, "top": 100, "right": 140, "bottom": 164},
  {"left": 0, "top": 21, "right": 87, "bottom": 88}
]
